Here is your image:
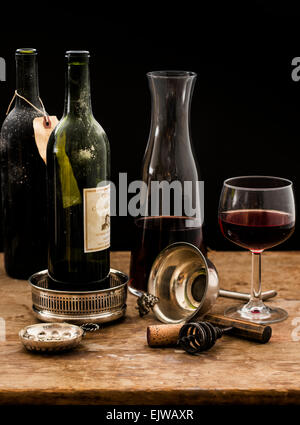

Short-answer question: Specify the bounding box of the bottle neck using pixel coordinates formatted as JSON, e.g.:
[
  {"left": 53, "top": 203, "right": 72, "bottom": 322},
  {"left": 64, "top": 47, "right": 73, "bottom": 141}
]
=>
[
  {"left": 66, "top": 61, "right": 92, "bottom": 116},
  {"left": 148, "top": 72, "right": 196, "bottom": 146},
  {"left": 15, "top": 54, "right": 40, "bottom": 108}
]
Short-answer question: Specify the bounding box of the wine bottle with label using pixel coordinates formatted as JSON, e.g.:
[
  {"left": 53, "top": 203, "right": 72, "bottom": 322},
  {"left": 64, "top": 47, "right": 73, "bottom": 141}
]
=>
[
  {"left": 47, "top": 51, "right": 110, "bottom": 289},
  {"left": 0, "top": 48, "right": 47, "bottom": 278}
]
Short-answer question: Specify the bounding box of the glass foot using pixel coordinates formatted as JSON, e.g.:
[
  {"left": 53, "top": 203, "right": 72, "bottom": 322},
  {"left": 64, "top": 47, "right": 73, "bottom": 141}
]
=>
[{"left": 224, "top": 303, "right": 288, "bottom": 324}]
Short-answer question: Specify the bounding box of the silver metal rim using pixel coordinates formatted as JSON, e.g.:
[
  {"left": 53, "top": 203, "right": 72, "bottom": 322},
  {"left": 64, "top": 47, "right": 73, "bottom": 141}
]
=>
[
  {"left": 32, "top": 305, "right": 126, "bottom": 324},
  {"left": 19, "top": 322, "right": 84, "bottom": 352},
  {"left": 28, "top": 269, "right": 128, "bottom": 325},
  {"left": 28, "top": 268, "right": 127, "bottom": 294},
  {"left": 148, "top": 241, "right": 210, "bottom": 324}
]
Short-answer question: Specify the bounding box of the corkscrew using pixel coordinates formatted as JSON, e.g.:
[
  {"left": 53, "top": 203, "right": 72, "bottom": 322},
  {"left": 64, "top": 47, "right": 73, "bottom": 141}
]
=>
[
  {"left": 147, "top": 313, "right": 272, "bottom": 355},
  {"left": 178, "top": 321, "right": 233, "bottom": 354}
]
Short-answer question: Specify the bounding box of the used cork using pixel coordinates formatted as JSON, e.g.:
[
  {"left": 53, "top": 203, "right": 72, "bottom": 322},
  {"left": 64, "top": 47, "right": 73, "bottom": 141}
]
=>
[{"left": 147, "top": 323, "right": 182, "bottom": 347}]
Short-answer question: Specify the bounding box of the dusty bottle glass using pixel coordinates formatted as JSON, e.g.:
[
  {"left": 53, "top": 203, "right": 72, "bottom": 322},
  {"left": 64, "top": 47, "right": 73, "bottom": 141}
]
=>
[
  {"left": 129, "top": 70, "right": 206, "bottom": 296},
  {"left": 47, "top": 51, "right": 110, "bottom": 289},
  {"left": 0, "top": 48, "right": 47, "bottom": 278}
]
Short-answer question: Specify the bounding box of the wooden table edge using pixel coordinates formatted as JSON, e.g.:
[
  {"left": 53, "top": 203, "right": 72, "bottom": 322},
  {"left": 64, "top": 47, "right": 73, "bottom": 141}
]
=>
[{"left": 1, "top": 388, "right": 300, "bottom": 405}]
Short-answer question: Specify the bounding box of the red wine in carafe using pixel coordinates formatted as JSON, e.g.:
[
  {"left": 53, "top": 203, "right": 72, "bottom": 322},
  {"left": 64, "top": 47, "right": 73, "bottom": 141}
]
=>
[{"left": 129, "top": 216, "right": 205, "bottom": 295}]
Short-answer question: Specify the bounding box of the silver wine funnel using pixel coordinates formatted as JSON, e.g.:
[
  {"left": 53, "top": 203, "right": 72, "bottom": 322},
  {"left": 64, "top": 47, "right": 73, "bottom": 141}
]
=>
[{"left": 147, "top": 242, "right": 276, "bottom": 324}]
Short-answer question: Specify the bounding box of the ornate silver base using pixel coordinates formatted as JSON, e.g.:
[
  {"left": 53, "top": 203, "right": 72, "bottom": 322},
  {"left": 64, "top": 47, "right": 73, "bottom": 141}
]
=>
[{"left": 28, "top": 269, "right": 128, "bottom": 325}]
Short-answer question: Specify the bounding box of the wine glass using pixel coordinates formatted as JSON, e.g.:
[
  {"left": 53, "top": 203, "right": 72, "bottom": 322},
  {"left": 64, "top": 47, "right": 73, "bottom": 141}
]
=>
[{"left": 218, "top": 176, "right": 295, "bottom": 324}]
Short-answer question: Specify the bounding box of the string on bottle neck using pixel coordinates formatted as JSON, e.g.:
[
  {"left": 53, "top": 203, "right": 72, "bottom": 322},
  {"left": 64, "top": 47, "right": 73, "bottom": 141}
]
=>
[{"left": 6, "top": 90, "right": 50, "bottom": 127}]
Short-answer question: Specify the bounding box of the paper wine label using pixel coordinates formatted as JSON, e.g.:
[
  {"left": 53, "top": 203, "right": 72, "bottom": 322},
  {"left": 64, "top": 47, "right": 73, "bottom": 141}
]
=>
[{"left": 83, "top": 185, "right": 110, "bottom": 253}]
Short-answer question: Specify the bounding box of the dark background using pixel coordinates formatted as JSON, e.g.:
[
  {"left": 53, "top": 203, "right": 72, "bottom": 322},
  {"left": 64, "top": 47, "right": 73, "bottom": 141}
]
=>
[{"left": 1, "top": 2, "right": 299, "bottom": 251}]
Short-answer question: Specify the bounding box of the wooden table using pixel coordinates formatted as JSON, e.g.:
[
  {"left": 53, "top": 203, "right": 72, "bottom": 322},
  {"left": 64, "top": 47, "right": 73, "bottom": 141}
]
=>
[{"left": 0, "top": 251, "right": 300, "bottom": 405}]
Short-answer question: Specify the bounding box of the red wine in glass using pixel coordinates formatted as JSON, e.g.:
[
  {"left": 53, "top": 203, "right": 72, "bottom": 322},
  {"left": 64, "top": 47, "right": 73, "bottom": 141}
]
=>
[
  {"left": 219, "top": 209, "right": 295, "bottom": 252},
  {"left": 218, "top": 175, "right": 296, "bottom": 324}
]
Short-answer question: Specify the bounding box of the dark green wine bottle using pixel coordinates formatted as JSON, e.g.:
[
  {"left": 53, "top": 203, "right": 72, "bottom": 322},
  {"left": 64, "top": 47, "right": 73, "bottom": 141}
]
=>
[
  {"left": 0, "top": 48, "right": 47, "bottom": 278},
  {"left": 47, "top": 51, "right": 110, "bottom": 288}
]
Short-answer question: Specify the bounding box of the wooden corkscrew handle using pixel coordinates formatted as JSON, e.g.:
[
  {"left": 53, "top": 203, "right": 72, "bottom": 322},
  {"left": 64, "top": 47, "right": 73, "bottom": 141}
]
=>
[{"left": 203, "top": 313, "right": 272, "bottom": 343}]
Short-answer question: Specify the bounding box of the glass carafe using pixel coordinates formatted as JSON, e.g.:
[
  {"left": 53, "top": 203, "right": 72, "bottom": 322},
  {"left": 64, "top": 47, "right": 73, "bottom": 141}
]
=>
[{"left": 129, "top": 70, "right": 206, "bottom": 296}]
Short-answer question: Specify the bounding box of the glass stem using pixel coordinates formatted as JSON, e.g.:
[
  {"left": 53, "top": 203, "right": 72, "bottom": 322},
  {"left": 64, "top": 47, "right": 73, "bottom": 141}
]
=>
[{"left": 250, "top": 252, "right": 263, "bottom": 304}]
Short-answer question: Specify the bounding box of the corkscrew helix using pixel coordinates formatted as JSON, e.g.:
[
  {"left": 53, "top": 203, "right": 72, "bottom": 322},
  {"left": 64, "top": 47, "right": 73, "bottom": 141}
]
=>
[{"left": 178, "top": 321, "right": 233, "bottom": 355}]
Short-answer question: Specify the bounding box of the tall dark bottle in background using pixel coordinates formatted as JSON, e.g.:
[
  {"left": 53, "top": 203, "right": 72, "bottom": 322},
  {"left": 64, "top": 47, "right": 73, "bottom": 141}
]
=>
[
  {"left": 0, "top": 48, "right": 47, "bottom": 278},
  {"left": 129, "top": 71, "right": 206, "bottom": 296},
  {"left": 47, "top": 51, "right": 110, "bottom": 288},
  {"left": 0, "top": 172, "right": 3, "bottom": 252}
]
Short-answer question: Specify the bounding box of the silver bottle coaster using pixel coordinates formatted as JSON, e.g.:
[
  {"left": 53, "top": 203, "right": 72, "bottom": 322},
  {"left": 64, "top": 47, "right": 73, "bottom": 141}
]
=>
[{"left": 28, "top": 269, "right": 128, "bottom": 325}]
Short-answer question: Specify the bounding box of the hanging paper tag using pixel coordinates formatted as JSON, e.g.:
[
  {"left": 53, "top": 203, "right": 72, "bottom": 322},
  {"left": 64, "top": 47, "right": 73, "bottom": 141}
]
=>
[{"left": 33, "top": 116, "right": 59, "bottom": 164}]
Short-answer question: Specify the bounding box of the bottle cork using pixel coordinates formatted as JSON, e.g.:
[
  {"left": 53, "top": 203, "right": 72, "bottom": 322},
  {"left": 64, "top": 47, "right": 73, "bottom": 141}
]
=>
[{"left": 147, "top": 323, "right": 182, "bottom": 347}]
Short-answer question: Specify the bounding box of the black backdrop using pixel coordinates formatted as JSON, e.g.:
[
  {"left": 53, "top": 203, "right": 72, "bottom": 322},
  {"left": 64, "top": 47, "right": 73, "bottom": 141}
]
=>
[{"left": 1, "top": 3, "right": 299, "bottom": 251}]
